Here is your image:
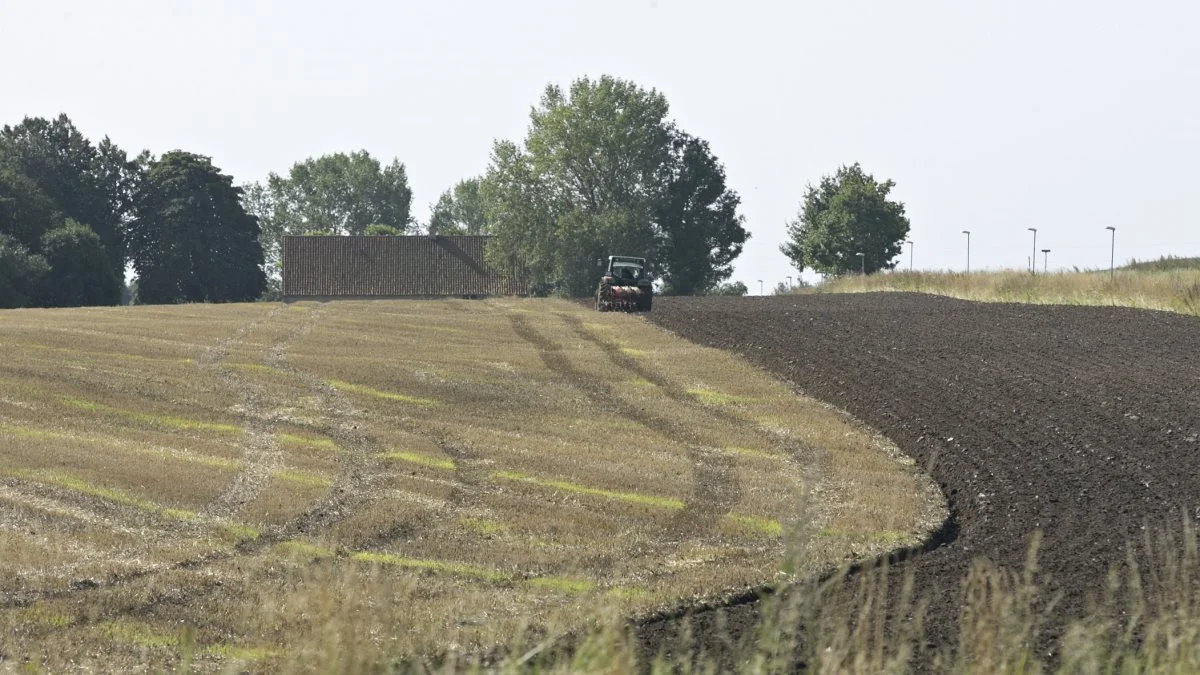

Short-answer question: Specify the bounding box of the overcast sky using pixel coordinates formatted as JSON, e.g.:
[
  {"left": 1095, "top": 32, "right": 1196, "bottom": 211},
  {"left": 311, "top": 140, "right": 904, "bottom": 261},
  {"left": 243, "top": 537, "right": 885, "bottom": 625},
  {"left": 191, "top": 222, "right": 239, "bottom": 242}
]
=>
[{"left": 3, "top": 0, "right": 1198, "bottom": 291}]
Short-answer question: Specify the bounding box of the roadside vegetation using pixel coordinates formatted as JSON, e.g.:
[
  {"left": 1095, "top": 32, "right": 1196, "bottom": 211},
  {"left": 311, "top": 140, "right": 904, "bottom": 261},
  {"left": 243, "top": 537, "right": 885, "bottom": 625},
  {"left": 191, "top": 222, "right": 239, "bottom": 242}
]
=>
[
  {"left": 0, "top": 298, "right": 940, "bottom": 672},
  {"left": 805, "top": 262, "right": 1200, "bottom": 316}
]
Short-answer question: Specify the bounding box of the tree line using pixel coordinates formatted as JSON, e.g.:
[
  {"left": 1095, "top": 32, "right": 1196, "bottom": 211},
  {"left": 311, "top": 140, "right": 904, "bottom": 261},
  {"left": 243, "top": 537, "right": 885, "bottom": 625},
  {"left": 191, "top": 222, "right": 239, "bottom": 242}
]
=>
[{"left": 1, "top": 76, "right": 910, "bottom": 308}]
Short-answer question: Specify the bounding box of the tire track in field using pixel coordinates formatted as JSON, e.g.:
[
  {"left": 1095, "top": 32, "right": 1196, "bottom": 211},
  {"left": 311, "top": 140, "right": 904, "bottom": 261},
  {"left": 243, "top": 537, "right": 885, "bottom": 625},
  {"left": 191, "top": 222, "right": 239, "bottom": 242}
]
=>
[
  {"left": 266, "top": 304, "right": 493, "bottom": 546},
  {"left": 268, "top": 303, "right": 395, "bottom": 540},
  {"left": 558, "top": 312, "right": 826, "bottom": 468},
  {"left": 197, "top": 305, "right": 288, "bottom": 521},
  {"left": 508, "top": 313, "right": 741, "bottom": 537}
]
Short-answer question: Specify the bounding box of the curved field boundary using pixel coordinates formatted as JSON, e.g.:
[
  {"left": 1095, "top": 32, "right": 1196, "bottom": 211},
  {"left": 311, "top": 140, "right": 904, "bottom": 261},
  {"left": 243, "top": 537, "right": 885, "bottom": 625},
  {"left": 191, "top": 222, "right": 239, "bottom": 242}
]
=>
[{"left": 646, "top": 292, "right": 1200, "bottom": 669}]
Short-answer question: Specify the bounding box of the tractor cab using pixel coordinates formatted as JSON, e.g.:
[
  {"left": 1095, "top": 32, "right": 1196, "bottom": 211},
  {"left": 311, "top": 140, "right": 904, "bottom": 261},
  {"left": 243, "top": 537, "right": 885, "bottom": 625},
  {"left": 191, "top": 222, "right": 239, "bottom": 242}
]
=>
[{"left": 606, "top": 256, "right": 647, "bottom": 283}]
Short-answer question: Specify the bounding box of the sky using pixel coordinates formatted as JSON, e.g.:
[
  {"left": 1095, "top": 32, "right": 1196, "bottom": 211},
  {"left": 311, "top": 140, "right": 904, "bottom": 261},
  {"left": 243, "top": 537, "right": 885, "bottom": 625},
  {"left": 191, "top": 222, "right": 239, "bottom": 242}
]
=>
[{"left": 3, "top": 0, "right": 1198, "bottom": 292}]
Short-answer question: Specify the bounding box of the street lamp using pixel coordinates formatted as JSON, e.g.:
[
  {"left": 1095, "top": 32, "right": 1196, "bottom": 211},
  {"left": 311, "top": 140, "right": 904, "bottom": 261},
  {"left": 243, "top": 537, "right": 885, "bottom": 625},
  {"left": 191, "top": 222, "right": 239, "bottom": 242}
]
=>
[
  {"left": 962, "top": 230, "right": 971, "bottom": 273},
  {"left": 757, "top": 279, "right": 763, "bottom": 295},
  {"left": 905, "top": 240, "right": 913, "bottom": 272},
  {"left": 1041, "top": 248, "right": 1051, "bottom": 273},
  {"left": 855, "top": 252, "right": 865, "bottom": 275},
  {"left": 1027, "top": 227, "right": 1038, "bottom": 274},
  {"left": 1106, "top": 226, "right": 1116, "bottom": 281}
]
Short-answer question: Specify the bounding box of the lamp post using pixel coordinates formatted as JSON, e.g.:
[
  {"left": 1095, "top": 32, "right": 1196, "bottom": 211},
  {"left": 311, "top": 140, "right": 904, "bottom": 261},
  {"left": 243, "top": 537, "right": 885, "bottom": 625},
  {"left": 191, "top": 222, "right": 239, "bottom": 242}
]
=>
[
  {"left": 905, "top": 240, "right": 913, "bottom": 272},
  {"left": 856, "top": 252, "right": 865, "bottom": 275},
  {"left": 1106, "top": 226, "right": 1116, "bottom": 280},
  {"left": 1041, "top": 248, "right": 1051, "bottom": 273},
  {"left": 962, "top": 230, "right": 971, "bottom": 273},
  {"left": 757, "top": 279, "right": 763, "bottom": 296},
  {"left": 1027, "top": 227, "right": 1038, "bottom": 274}
]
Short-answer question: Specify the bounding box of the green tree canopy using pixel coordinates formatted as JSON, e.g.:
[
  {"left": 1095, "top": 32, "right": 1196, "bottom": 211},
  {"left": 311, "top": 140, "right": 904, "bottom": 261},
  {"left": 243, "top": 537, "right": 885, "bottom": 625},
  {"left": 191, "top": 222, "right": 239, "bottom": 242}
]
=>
[
  {"left": 655, "top": 134, "right": 748, "bottom": 295},
  {"left": 39, "top": 219, "right": 120, "bottom": 307},
  {"left": 703, "top": 280, "right": 748, "bottom": 297},
  {"left": 481, "top": 75, "right": 747, "bottom": 297},
  {"left": 781, "top": 163, "right": 910, "bottom": 277},
  {"left": 427, "top": 177, "right": 489, "bottom": 235},
  {"left": 129, "top": 151, "right": 266, "bottom": 304},
  {"left": 244, "top": 150, "right": 414, "bottom": 276},
  {"left": 0, "top": 152, "right": 62, "bottom": 250},
  {"left": 0, "top": 114, "right": 140, "bottom": 276},
  {"left": 0, "top": 233, "right": 49, "bottom": 308}
]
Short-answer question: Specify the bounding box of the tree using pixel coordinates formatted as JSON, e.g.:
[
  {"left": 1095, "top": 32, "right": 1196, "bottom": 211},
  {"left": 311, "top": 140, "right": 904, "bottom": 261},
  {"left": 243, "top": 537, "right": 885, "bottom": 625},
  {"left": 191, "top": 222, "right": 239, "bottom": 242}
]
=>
[
  {"left": 0, "top": 115, "right": 139, "bottom": 276},
  {"left": 39, "top": 220, "right": 121, "bottom": 307},
  {"left": 129, "top": 151, "right": 266, "bottom": 304},
  {"left": 481, "top": 75, "right": 747, "bottom": 296},
  {"left": 0, "top": 152, "right": 62, "bottom": 249},
  {"left": 655, "top": 134, "right": 748, "bottom": 295},
  {"left": 703, "top": 280, "right": 748, "bottom": 296},
  {"left": 0, "top": 234, "right": 49, "bottom": 308},
  {"left": 427, "top": 178, "right": 489, "bottom": 235},
  {"left": 781, "top": 163, "right": 910, "bottom": 277},
  {"left": 247, "top": 150, "right": 415, "bottom": 277},
  {"left": 364, "top": 224, "right": 400, "bottom": 236}
]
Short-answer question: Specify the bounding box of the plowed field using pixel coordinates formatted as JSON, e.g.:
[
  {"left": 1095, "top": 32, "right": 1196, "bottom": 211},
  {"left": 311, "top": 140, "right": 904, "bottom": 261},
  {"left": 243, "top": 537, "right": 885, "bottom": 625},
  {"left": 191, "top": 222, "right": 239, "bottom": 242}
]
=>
[{"left": 645, "top": 292, "right": 1200, "bottom": 666}]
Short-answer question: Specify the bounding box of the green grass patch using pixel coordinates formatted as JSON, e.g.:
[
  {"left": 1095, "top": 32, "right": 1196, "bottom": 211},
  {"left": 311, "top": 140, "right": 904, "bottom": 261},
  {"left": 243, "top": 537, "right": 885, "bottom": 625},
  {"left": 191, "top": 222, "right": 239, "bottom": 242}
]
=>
[
  {"left": 687, "top": 388, "right": 757, "bottom": 405},
  {"left": 722, "top": 446, "right": 779, "bottom": 460},
  {"left": 16, "top": 604, "right": 74, "bottom": 628},
  {"left": 492, "top": 470, "right": 685, "bottom": 510},
  {"left": 0, "top": 421, "right": 241, "bottom": 470},
  {"left": 61, "top": 397, "right": 241, "bottom": 434},
  {"left": 351, "top": 551, "right": 510, "bottom": 583},
  {"left": 220, "top": 523, "right": 262, "bottom": 540},
  {"left": 376, "top": 451, "right": 456, "bottom": 471},
  {"left": 327, "top": 380, "right": 439, "bottom": 407},
  {"left": 525, "top": 576, "right": 595, "bottom": 593},
  {"left": 724, "top": 514, "right": 784, "bottom": 536},
  {"left": 606, "top": 587, "right": 652, "bottom": 600},
  {"left": 272, "top": 469, "right": 333, "bottom": 488}
]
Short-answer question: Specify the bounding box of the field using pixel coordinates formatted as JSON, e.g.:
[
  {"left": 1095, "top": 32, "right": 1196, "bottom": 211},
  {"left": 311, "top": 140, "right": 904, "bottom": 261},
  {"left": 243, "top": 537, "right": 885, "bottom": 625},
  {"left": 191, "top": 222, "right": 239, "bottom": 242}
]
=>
[
  {"left": 647, "top": 293, "right": 1200, "bottom": 671},
  {"left": 0, "top": 298, "right": 940, "bottom": 672},
  {"left": 808, "top": 267, "right": 1200, "bottom": 316}
]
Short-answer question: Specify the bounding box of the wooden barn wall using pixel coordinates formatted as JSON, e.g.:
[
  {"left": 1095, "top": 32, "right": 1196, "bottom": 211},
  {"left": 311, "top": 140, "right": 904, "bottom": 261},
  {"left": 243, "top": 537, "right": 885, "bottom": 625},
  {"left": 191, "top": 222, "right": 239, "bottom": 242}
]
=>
[{"left": 281, "top": 235, "right": 525, "bottom": 298}]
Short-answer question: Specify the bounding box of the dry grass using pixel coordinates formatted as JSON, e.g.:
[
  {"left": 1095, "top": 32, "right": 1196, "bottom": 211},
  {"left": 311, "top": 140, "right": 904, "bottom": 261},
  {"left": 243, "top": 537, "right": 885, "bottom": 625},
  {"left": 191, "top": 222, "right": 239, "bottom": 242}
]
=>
[
  {"left": 809, "top": 269, "right": 1200, "bottom": 316},
  {"left": 0, "top": 298, "right": 942, "bottom": 672}
]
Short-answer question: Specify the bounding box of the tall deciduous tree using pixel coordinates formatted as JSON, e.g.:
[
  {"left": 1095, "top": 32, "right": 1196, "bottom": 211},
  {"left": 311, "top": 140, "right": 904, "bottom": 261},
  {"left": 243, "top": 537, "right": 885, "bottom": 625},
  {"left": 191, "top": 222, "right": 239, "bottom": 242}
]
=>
[
  {"left": 655, "top": 133, "right": 748, "bottom": 295},
  {"left": 129, "top": 151, "right": 266, "bottom": 304},
  {"left": 0, "top": 114, "right": 139, "bottom": 275},
  {"left": 781, "top": 163, "right": 910, "bottom": 276},
  {"left": 427, "top": 178, "right": 489, "bottom": 235},
  {"left": 39, "top": 219, "right": 120, "bottom": 307},
  {"left": 482, "top": 75, "right": 747, "bottom": 296},
  {"left": 0, "top": 151, "right": 62, "bottom": 250},
  {"left": 0, "top": 233, "right": 49, "bottom": 308},
  {"left": 245, "top": 150, "right": 414, "bottom": 276}
]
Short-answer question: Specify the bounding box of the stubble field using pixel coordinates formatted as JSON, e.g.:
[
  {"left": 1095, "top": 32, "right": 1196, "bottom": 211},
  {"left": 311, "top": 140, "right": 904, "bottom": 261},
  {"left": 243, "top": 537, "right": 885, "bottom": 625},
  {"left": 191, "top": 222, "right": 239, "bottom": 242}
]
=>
[{"left": 0, "top": 298, "right": 940, "bottom": 672}]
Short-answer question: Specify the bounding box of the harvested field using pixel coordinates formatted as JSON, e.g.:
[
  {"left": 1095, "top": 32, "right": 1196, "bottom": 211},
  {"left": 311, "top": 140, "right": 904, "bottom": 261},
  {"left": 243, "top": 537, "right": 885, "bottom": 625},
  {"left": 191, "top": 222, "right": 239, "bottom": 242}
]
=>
[
  {"left": 0, "top": 298, "right": 938, "bottom": 671},
  {"left": 645, "top": 292, "right": 1200, "bottom": 669}
]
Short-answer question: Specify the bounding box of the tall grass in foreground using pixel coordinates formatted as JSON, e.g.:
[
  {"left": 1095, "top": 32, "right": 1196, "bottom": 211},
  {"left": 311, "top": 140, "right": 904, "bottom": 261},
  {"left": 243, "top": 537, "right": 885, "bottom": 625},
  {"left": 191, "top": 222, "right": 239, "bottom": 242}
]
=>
[
  {"left": 808, "top": 268, "right": 1200, "bottom": 316},
  {"left": 192, "top": 515, "right": 1198, "bottom": 674}
]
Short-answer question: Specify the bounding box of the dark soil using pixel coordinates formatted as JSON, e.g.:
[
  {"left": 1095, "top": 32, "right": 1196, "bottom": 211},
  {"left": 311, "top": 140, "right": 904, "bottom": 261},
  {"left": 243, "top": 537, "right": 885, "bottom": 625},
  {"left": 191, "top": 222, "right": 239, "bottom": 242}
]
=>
[{"left": 640, "top": 292, "right": 1200, "bottom": 669}]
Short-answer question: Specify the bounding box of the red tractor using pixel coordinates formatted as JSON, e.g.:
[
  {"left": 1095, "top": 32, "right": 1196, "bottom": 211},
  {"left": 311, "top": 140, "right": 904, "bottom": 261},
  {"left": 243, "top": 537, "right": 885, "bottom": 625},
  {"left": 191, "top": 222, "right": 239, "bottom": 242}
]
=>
[{"left": 595, "top": 256, "right": 653, "bottom": 312}]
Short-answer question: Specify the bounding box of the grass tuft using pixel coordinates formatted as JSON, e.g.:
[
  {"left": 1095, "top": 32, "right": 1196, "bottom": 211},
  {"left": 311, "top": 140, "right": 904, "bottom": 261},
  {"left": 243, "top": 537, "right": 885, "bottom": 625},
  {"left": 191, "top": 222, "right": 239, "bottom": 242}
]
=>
[
  {"left": 326, "top": 380, "right": 439, "bottom": 406},
  {"left": 492, "top": 469, "right": 685, "bottom": 510}
]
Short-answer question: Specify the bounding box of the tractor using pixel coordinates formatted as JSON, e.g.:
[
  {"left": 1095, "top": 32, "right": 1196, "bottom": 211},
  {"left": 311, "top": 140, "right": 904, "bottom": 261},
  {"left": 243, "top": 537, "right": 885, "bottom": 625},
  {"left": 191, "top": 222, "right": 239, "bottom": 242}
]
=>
[{"left": 595, "top": 256, "right": 653, "bottom": 312}]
